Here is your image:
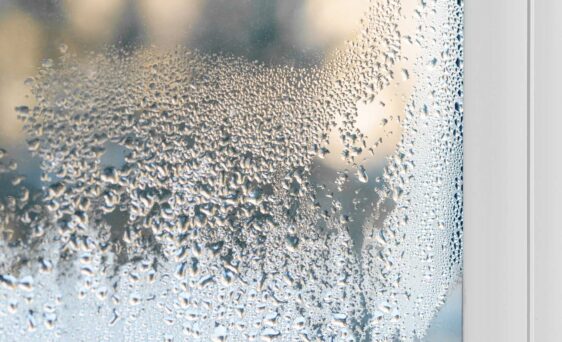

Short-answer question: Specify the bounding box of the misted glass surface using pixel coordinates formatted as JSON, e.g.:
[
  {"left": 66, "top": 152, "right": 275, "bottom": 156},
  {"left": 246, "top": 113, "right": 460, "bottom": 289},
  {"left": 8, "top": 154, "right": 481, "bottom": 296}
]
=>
[{"left": 0, "top": 0, "right": 463, "bottom": 341}]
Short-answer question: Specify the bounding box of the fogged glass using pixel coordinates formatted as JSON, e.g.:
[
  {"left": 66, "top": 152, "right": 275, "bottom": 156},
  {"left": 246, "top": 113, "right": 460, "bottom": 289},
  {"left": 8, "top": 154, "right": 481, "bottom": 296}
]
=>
[{"left": 0, "top": 1, "right": 463, "bottom": 341}]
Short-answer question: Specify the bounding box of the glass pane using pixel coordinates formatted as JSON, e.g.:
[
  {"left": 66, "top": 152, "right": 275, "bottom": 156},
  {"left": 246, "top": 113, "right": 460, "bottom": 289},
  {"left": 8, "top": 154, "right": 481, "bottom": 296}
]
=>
[{"left": 0, "top": 0, "right": 463, "bottom": 341}]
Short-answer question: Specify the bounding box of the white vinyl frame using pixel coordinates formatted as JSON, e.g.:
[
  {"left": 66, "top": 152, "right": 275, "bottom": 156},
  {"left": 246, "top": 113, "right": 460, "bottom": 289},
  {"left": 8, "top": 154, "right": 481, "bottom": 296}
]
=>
[
  {"left": 464, "top": 0, "right": 531, "bottom": 341},
  {"left": 531, "top": 1, "right": 561, "bottom": 341}
]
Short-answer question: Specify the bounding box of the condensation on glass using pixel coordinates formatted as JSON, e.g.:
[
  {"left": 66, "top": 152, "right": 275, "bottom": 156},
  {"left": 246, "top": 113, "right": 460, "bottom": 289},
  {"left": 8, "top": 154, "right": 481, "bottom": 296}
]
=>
[{"left": 0, "top": 0, "right": 463, "bottom": 341}]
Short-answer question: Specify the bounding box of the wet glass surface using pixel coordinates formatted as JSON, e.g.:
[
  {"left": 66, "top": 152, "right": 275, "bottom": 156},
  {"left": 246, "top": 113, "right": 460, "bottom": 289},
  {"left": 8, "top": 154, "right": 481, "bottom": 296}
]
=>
[{"left": 0, "top": 1, "right": 463, "bottom": 340}]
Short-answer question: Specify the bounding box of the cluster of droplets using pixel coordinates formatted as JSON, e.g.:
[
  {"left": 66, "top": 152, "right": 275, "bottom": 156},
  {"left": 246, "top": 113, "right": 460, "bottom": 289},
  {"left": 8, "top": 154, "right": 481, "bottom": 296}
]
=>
[
  {"left": 360, "top": 0, "right": 464, "bottom": 339},
  {"left": 0, "top": 0, "right": 463, "bottom": 341}
]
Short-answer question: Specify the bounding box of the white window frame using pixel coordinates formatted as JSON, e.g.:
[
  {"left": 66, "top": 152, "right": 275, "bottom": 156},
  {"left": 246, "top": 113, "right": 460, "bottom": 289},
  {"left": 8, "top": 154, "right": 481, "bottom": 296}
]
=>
[{"left": 464, "top": 0, "right": 545, "bottom": 340}]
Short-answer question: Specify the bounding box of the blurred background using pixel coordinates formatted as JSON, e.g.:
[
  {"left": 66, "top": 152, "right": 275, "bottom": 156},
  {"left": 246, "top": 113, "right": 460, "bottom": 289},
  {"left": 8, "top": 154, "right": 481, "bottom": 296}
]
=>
[{"left": 0, "top": 0, "right": 461, "bottom": 340}]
